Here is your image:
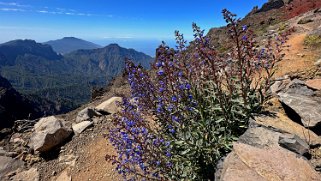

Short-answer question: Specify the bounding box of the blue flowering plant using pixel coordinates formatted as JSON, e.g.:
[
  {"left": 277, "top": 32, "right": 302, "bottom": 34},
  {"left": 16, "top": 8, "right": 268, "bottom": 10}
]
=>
[{"left": 106, "top": 9, "right": 285, "bottom": 180}]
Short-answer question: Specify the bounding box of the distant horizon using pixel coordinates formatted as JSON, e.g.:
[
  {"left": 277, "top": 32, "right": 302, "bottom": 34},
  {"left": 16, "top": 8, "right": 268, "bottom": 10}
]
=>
[
  {"left": 0, "top": 0, "right": 268, "bottom": 56},
  {"left": 0, "top": 37, "right": 178, "bottom": 56}
]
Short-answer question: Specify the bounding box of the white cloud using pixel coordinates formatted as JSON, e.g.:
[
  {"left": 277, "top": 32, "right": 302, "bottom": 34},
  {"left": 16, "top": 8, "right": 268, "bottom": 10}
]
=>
[
  {"left": 0, "top": 3, "right": 113, "bottom": 18},
  {"left": 0, "top": 8, "right": 24, "bottom": 12},
  {"left": 0, "top": 2, "right": 30, "bottom": 7},
  {"left": 38, "top": 10, "right": 48, "bottom": 13}
]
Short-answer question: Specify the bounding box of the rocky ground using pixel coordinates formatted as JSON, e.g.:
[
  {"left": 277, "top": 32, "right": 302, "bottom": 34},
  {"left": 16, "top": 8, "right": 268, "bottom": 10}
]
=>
[
  {"left": 1, "top": 4, "right": 321, "bottom": 181},
  {"left": 0, "top": 75, "right": 129, "bottom": 181}
]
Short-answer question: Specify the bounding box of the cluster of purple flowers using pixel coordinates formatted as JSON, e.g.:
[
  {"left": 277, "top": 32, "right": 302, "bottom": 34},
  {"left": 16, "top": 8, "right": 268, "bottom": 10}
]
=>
[
  {"left": 106, "top": 9, "right": 284, "bottom": 180},
  {"left": 108, "top": 97, "right": 170, "bottom": 180},
  {"left": 107, "top": 41, "right": 199, "bottom": 179}
]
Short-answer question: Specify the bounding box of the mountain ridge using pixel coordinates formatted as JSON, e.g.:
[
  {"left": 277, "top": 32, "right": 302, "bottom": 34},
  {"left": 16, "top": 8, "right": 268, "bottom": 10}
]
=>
[
  {"left": 0, "top": 39, "right": 62, "bottom": 66},
  {"left": 0, "top": 39, "right": 153, "bottom": 111}
]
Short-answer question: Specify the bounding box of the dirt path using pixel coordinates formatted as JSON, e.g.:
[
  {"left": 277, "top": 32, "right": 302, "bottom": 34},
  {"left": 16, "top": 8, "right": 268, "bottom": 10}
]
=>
[
  {"left": 71, "top": 136, "right": 122, "bottom": 181},
  {"left": 275, "top": 32, "right": 317, "bottom": 77}
]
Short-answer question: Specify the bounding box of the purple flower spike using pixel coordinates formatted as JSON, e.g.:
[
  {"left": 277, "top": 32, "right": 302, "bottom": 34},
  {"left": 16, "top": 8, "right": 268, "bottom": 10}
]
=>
[
  {"left": 242, "top": 25, "right": 247, "bottom": 31},
  {"left": 158, "top": 69, "right": 165, "bottom": 76},
  {"left": 171, "top": 96, "right": 178, "bottom": 102}
]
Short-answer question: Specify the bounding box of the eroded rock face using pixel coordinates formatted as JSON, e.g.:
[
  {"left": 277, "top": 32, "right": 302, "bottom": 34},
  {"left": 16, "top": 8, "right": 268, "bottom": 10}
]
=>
[
  {"left": 218, "top": 143, "right": 320, "bottom": 181},
  {"left": 29, "top": 116, "right": 72, "bottom": 152},
  {"left": 95, "top": 97, "right": 122, "bottom": 114}
]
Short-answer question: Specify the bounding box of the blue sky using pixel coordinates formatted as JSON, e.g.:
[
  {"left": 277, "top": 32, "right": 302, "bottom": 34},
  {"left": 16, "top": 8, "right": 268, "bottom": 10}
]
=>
[{"left": 0, "top": 0, "right": 267, "bottom": 55}]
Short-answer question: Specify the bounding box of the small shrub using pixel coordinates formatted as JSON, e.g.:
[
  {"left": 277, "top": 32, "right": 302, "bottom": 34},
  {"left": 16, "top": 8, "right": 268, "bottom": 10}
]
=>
[
  {"left": 297, "top": 18, "right": 313, "bottom": 25},
  {"left": 304, "top": 34, "right": 321, "bottom": 47},
  {"left": 106, "top": 9, "right": 284, "bottom": 180},
  {"left": 278, "top": 22, "right": 287, "bottom": 32}
]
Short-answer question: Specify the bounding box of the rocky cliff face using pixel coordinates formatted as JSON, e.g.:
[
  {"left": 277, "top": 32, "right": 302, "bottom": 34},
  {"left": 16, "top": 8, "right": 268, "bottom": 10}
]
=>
[
  {"left": 0, "top": 75, "right": 39, "bottom": 129},
  {"left": 258, "top": 0, "right": 289, "bottom": 13},
  {"left": 0, "top": 75, "right": 60, "bottom": 132}
]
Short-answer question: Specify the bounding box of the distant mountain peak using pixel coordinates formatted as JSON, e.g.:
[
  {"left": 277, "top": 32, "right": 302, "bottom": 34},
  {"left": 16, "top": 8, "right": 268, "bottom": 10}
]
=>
[
  {"left": 107, "top": 43, "right": 120, "bottom": 47},
  {"left": 63, "top": 37, "right": 77, "bottom": 39},
  {"left": 44, "top": 37, "right": 102, "bottom": 54}
]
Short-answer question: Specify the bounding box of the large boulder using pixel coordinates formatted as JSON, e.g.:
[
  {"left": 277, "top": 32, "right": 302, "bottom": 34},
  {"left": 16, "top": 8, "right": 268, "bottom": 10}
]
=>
[
  {"left": 276, "top": 79, "right": 321, "bottom": 128},
  {"left": 278, "top": 93, "right": 321, "bottom": 128},
  {"left": 28, "top": 116, "right": 72, "bottom": 152},
  {"left": 255, "top": 113, "right": 321, "bottom": 146},
  {"left": 216, "top": 112, "right": 321, "bottom": 180},
  {"left": 217, "top": 143, "right": 320, "bottom": 181},
  {"left": 75, "top": 107, "right": 101, "bottom": 123},
  {"left": 95, "top": 97, "right": 122, "bottom": 114}
]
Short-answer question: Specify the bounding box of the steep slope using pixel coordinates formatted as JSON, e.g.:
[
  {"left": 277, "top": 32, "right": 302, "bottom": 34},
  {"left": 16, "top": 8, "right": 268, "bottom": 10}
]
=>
[
  {"left": 0, "top": 75, "right": 58, "bottom": 130},
  {"left": 44, "top": 37, "right": 102, "bottom": 54},
  {"left": 0, "top": 40, "right": 82, "bottom": 111},
  {"left": 206, "top": 0, "right": 321, "bottom": 51}
]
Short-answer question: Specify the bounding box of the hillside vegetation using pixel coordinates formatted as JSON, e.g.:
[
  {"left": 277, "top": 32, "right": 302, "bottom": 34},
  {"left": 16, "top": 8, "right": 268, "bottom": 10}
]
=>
[{"left": 0, "top": 40, "right": 153, "bottom": 111}]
